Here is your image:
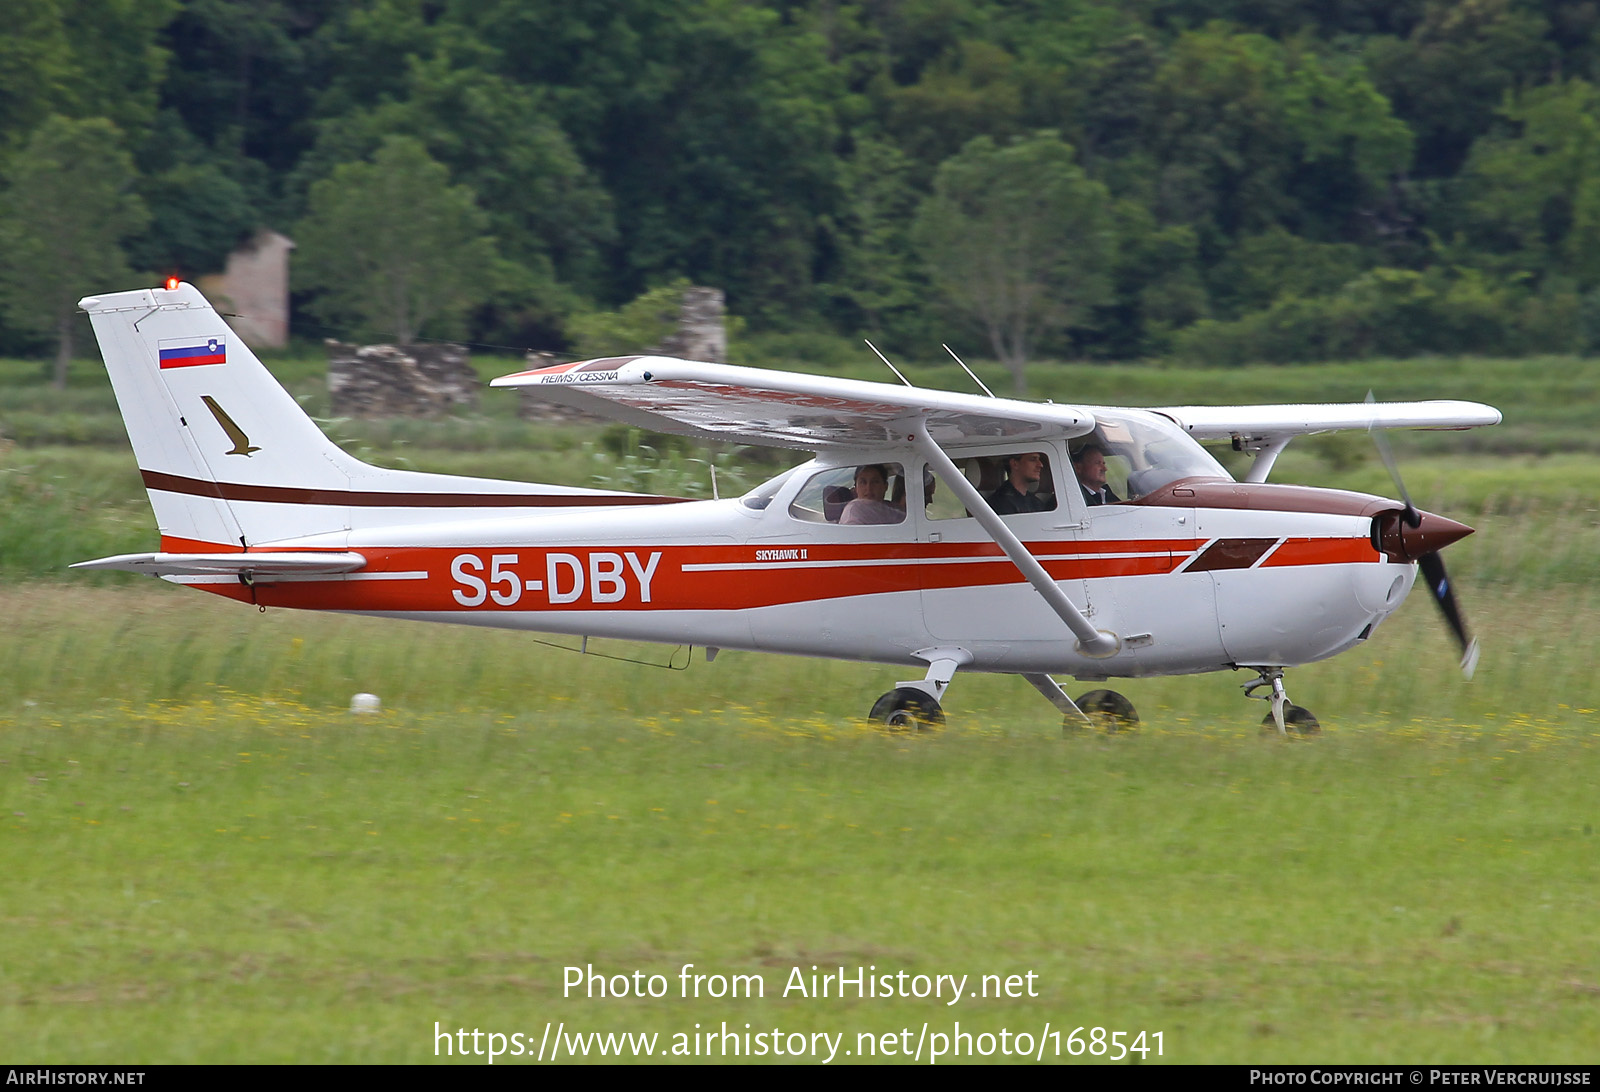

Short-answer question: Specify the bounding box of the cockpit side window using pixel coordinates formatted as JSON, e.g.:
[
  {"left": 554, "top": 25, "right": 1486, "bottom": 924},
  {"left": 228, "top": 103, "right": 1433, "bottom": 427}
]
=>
[
  {"left": 1075, "top": 411, "right": 1231, "bottom": 500},
  {"left": 787, "top": 463, "right": 908, "bottom": 525},
  {"left": 740, "top": 467, "right": 796, "bottom": 510}
]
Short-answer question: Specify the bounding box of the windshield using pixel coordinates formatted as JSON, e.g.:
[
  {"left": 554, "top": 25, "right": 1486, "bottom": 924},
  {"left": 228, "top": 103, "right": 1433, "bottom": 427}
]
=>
[
  {"left": 740, "top": 466, "right": 799, "bottom": 510},
  {"left": 1081, "top": 409, "right": 1231, "bottom": 499}
]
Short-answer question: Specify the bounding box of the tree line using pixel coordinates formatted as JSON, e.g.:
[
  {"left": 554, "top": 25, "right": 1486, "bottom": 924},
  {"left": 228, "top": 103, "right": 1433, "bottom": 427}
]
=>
[{"left": 4, "top": 0, "right": 1600, "bottom": 389}]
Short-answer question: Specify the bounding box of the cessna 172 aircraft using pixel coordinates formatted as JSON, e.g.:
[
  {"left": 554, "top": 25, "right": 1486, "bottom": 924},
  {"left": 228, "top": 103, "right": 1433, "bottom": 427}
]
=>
[{"left": 75, "top": 282, "right": 1499, "bottom": 733}]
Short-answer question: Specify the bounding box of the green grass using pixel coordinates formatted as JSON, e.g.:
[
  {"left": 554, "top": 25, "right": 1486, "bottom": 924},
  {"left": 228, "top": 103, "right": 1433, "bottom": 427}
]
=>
[
  {"left": 1, "top": 584, "right": 1596, "bottom": 1063},
  {"left": 0, "top": 446, "right": 155, "bottom": 579}
]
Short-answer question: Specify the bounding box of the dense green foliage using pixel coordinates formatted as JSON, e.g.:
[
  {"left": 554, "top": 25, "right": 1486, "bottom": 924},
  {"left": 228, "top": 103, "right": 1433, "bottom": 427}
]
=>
[
  {"left": 913, "top": 133, "right": 1113, "bottom": 391},
  {"left": 0, "top": 117, "right": 149, "bottom": 383},
  {"left": 9, "top": 1, "right": 1600, "bottom": 363},
  {"left": 295, "top": 136, "right": 501, "bottom": 344}
]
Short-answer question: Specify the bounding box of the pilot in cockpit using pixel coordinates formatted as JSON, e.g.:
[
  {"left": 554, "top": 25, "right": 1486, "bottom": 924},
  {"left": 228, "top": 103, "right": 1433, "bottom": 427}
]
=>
[{"left": 1071, "top": 443, "right": 1121, "bottom": 507}]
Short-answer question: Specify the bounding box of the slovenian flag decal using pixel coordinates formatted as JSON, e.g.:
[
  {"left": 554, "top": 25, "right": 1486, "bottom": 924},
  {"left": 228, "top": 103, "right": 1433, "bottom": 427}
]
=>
[{"left": 158, "top": 336, "right": 227, "bottom": 369}]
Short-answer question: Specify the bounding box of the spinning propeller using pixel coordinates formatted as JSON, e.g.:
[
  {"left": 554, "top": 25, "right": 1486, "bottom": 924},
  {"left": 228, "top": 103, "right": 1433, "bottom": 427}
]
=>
[{"left": 1367, "top": 393, "right": 1481, "bottom": 678}]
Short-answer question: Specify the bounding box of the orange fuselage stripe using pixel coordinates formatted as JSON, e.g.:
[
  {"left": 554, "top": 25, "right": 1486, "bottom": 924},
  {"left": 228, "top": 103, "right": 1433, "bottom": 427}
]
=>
[{"left": 167, "top": 537, "right": 1382, "bottom": 613}]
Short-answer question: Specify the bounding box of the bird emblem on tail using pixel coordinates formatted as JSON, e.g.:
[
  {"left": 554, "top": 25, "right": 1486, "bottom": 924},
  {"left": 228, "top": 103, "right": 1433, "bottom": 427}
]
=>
[{"left": 201, "top": 395, "right": 260, "bottom": 456}]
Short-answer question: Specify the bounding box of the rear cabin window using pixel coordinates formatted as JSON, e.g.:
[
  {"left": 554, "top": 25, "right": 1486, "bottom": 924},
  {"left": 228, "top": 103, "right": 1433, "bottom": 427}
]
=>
[{"left": 926, "top": 451, "right": 1058, "bottom": 520}]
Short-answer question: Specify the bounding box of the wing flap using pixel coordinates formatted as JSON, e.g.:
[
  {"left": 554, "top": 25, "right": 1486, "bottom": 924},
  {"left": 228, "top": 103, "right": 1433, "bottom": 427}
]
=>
[{"left": 493, "top": 356, "right": 1097, "bottom": 449}]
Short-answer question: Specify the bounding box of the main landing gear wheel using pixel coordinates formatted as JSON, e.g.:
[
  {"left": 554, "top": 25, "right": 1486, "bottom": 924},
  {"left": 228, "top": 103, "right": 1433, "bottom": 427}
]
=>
[
  {"left": 1072, "top": 689, "right": 1139, "bottom": 733},
  {"left": 869, "top": 687, "right": 945, "bottom": 732},
  {"left": 1261, "top": 705, "right": 1320, "bottom": 735}
]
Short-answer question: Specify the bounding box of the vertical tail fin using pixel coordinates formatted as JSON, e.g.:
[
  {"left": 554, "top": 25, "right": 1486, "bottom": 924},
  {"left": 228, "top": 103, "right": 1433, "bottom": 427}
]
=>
[
  {"left": 80, "top": 282, "right": 683, "bottom": 552},
  {"left": 79, "top": 282, "right": 362, "bottom": 547}
]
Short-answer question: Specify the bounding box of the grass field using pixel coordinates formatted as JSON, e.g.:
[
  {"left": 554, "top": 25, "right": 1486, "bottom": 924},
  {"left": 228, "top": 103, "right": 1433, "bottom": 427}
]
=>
[
  {"left": 1, "top": 574, "right": 1596, "bottom": 1063},
  {"left": 2, "top": 349, "right": 1597, "bottom": 1063}
]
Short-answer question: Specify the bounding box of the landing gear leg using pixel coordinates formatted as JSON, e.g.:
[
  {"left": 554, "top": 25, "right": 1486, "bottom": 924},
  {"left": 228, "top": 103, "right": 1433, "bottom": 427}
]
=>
[{"left": 1242, "top": 667, "right": 1320, "bottom": 735}]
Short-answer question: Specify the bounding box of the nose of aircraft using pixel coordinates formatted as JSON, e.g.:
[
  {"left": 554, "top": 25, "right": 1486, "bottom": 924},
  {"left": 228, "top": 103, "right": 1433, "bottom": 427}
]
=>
[
  {"left": 1371, "top": 505, "right": 1481, "bottom": 677},
  {"left": 1375, "top": 508, "right": 1474, "bottom": 562},
  {"left": 1401, "top": 509, "right": 1474, "bottom": 558}
]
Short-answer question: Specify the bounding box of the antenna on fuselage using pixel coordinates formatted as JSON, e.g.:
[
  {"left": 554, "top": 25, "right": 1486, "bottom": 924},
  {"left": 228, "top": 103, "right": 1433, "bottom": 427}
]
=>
[
  {"left": 864, "top": 339, "right": 914, "bottom": 387},
  {"left": 942, "top": 343, "right": 996, "bottom": 398}
]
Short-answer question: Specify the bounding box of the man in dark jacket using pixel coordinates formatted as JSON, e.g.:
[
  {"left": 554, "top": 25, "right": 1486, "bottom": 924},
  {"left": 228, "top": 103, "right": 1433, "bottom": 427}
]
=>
[
  {"left": 986, "top": 451, "right": 1051, "bottom": 514},
  {"left": 1072, "top": 443, "right": 1121, "bottom": 506}
]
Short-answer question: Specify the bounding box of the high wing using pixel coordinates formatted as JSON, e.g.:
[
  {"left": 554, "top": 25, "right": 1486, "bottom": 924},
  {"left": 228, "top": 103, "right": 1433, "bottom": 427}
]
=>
[
  {"left": 491, "top": 356, "right": 1097, "bottom": 449},
  {"left": 1152, "top": 401, "right": 1502, "bottom": 441},
  {"left": 1150, "top": 400, "right": 1502, "bottom": 482}
]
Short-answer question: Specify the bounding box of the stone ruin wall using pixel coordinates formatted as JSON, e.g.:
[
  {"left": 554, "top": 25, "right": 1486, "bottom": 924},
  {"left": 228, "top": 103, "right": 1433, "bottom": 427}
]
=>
[
  {"left": 656, "top": 286, "right": 726, "bottom": 362},
  {"left": 326, "top": 341, "right": 478, "bottom": 418},
  {"left": 197, "top": 229, "right": 294, "bottom": 349}
]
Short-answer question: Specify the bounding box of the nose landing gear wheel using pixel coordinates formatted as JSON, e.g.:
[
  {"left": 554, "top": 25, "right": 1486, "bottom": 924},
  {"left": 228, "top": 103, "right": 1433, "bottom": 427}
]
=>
[
  {"left": 1262, "top": 705, "right": 1320, "bottom": 735},
  {"left": 1072, "top": 689, "right": 1139, "bottom": 732},
  {"left": 1243, "top": 667, "right": 1318, "bottom": 735},
  {"left": 869, "top": 687, "right": 945, "bottom": 732}
]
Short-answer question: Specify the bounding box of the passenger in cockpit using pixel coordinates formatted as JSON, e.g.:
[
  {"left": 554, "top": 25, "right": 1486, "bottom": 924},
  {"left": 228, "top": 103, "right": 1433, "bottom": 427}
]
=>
[
  {"left": 986, "top": 452, "right": 1051, "bottom": 515},
  {"left": 839, "top": 464, "right": 904, "bottom": 525}
]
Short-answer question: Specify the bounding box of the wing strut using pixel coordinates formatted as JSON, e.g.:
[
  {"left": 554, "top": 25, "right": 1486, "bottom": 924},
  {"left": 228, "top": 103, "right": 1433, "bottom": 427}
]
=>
[
  {"left": 1242, "top": 436, "right": 1291, "bottom": 483},
  {"left": 910, "top": 426, "right": 1118, "bottom": 658}
]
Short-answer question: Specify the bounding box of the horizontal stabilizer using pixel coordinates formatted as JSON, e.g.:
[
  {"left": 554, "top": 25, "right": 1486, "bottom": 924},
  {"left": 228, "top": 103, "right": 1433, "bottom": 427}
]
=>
[{"left": 72, "top": 552, "right": 367, "bottom": 579}]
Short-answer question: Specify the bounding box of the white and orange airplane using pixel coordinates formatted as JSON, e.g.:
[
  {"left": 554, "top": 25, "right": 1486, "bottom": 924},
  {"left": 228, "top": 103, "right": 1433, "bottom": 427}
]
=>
[{"left": 75, "top": 282, "right": 1499, "bottom": 732}]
